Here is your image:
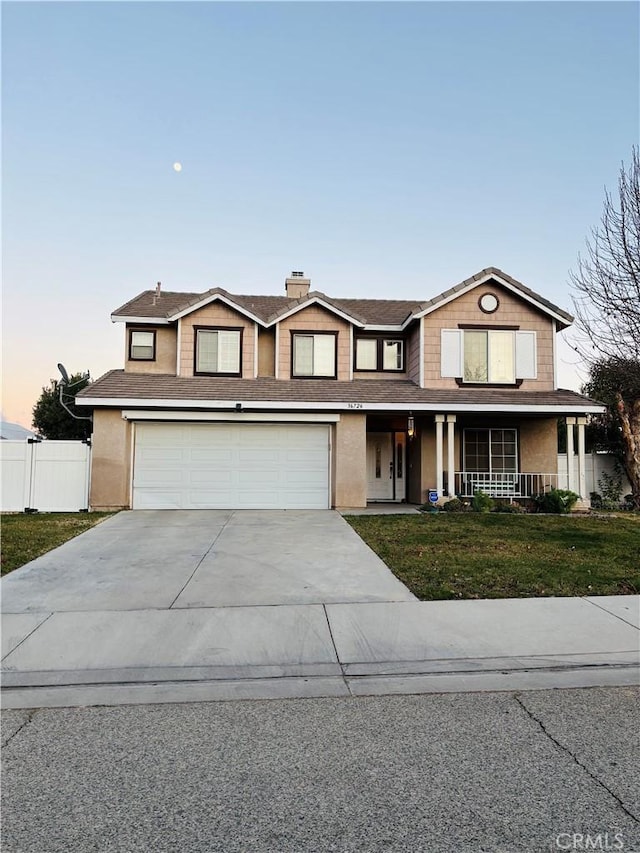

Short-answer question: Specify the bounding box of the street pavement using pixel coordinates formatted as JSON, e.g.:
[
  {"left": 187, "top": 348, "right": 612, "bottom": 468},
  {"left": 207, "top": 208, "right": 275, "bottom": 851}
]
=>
[{"left": 2, "top": 686, "right": 639, "bottom": 853}]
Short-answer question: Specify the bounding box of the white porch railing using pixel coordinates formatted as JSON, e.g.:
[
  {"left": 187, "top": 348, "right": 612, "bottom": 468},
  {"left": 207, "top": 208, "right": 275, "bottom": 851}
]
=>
[{"left": 454, "top": 472, "right": 558, "bottom": 499}]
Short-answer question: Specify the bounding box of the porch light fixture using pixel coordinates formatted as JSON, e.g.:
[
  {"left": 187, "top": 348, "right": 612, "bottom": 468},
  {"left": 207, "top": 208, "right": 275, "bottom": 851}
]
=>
[{"left": 407, "top": 416, "right": 415, "bottom": 439}]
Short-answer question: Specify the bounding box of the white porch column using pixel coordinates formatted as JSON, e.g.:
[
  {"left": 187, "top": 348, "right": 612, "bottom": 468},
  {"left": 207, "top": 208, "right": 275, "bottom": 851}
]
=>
[
  {"left": 446, "top": 415, "right": 456, "bottom": 496},
  {"left": 435, "top": 415, "right": 445, "bottom": 500},
  {"left": 565, "top": 417, "right": 576, "bottom": 492},
  {"left": 577, "top": 416, "right": 588, "bottom": 499}
]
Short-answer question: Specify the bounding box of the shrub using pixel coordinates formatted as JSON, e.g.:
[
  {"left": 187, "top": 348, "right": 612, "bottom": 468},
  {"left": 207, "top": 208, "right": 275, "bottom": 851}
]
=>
[
  {"left": 442, "top": 497, "right": 466, "bottom": 512},
  {"left": 533, "top": 488, "right": 580, "bottom": 514},
  {"left": 596, "top": 471, "right": 624, "bottom": 510},
  {"left": 590, "top": 491, "right": 603, "bottom": 510},
  {"left": 492, "top": 501, "right": 526, "bottom": 514},
  {"left": 472, "top": 490, "right": 494, "bottom": 513}
]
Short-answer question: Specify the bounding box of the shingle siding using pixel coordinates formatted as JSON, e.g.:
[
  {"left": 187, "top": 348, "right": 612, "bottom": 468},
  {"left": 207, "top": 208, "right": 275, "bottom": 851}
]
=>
[
  {"left": 179, "top": 302, "right": 256, "bottom": 378},
  {"left": 423, "top": 283, "right": 555, "bottom": 390}
]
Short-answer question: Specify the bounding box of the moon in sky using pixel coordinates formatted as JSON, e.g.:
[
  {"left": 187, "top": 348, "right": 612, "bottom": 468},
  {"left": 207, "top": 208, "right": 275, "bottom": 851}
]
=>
[{"left": 173, "top": 162, "right": 182, "bottom": 172}]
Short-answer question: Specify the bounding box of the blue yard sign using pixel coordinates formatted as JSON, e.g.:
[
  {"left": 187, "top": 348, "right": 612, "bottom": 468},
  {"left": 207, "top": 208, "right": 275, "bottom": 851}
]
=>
[{"left": 428, "top": 490, "right": 438, "bottom": 504}]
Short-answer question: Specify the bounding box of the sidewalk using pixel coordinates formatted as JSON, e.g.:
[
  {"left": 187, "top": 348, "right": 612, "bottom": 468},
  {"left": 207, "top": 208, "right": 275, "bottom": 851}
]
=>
[{"left": 2, "top": 595, "right": 638, "bottom": 709}]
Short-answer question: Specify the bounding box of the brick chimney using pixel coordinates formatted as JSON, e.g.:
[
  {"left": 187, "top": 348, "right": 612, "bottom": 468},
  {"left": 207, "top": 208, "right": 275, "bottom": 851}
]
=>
[{"left": 285, "top": 271, "right": 310, "bottom": 299}]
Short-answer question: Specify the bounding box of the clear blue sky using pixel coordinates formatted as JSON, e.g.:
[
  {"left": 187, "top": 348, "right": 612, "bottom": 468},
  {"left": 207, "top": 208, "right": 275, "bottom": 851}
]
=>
[{"left": 3, "top": 1, "right": 638, "bottom": 426}]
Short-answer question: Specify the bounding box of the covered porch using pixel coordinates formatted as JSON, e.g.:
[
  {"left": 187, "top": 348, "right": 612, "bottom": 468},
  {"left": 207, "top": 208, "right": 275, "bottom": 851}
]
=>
[
  {"left": 365, "top": 412, "right": 592, "bottom": 506},
  {"left": 433, "top": 414, "right": 590, "bottom": 504}
]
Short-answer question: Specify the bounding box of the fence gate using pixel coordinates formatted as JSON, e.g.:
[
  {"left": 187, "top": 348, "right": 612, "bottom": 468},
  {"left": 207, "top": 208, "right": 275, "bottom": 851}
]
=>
[{"left": 0, "top": 439, "right": 91, "bottom": 512}]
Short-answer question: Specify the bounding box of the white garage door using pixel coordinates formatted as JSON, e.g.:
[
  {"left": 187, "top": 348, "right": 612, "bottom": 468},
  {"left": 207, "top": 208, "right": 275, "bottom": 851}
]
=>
[{"left": 133, "top": 422, "right": 330, "bottom": 510}]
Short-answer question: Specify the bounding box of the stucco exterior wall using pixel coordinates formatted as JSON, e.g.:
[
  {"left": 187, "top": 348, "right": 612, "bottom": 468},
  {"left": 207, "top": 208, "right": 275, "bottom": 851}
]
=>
[
  {"left": 125, "top": 325, "right": 177, "bottom": 374},
  {"left": 423, "top": 282, "right": 555, "bottom": 390},
  {"left": 277, "top": 305, "right": 352, "bottom": 381},
  {"left": 407, "top": 429, "right": 423, "bottom": 503},
  {"left": 519, "top": 418, "right": 558, "bottom": 474},
  {"left": 419, "top": 420, "right": 438, "bottom": 502},
  {"left": 333, "top": 413, "right": 367, "bottom": 507},
  {"left": 90, "top": 409, "right": 132, "bottom": 510},
  {"left": 258, "top": 327, "right": 276, "bottom": 377},
  {"left": 179, "top": 303, "right": 256, "bottom": 378}
]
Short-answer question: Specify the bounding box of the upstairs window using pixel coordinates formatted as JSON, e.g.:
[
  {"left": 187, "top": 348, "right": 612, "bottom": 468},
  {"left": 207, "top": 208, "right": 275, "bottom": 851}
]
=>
[
  {"left": 292, "top": 333, "right": 337, "bottom": 378},
  {"left": 195, "top": 328, "right": 242, "bottom": 375},
  {"left": 129, "top": 330, "right": 156, "bottom": 361},
  {"left": 355, "top": 338, "right": 404, "bottom": 372},
  {"left": 463, "top": 330, "right": 514, "bottom": 383},
  {"left": 441, "top": 329, "right": 536, "bottom": 383}
]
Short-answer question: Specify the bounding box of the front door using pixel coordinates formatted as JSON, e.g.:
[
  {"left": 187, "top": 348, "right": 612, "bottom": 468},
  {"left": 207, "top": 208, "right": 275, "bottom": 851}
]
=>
[{"left": 366, "top": 432, "right": 406, "bottom": 501}]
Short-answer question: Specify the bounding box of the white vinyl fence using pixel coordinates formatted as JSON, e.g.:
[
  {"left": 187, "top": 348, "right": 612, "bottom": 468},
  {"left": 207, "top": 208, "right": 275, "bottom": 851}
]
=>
[
  {"left": 1, "top": 440, "right": 91, "bottom": 512},
  {"left": 557, "top": 452, "right": 633, "bottom": 499}
]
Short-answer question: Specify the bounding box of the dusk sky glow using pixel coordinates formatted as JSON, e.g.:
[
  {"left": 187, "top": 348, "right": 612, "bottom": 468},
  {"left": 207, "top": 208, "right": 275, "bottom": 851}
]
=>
[{"left": 2, "top": 1, "right": 638, "bottom": 427}]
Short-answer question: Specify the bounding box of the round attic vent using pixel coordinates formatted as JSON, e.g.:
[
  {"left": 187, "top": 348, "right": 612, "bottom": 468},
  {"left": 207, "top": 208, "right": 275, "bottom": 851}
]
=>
[{"left": 479, "top": 292, "right": 499, "bottom": 313}]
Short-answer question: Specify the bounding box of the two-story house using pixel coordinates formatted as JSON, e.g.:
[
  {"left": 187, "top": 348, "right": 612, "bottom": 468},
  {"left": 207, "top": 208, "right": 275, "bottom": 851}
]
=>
[{"left": 76, "top": 267, "right": 604, "bottom": 510}]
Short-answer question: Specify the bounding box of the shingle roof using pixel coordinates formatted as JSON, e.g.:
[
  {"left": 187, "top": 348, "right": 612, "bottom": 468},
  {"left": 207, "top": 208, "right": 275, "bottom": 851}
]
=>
[
  {"left": 111, "top": 290, "right": 202, "bottom": 319},
  {"left": 110, "top": 267, "right": 573, "bottom": 329},
  {"left": 78, "top": 371, "right": 602, "bottom": 412}
]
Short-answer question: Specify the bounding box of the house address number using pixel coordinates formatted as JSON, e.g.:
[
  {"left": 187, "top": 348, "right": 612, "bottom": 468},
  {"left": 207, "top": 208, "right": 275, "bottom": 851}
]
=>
[{"left": 347, "top": 402, "right": 363, "bottom": 409}]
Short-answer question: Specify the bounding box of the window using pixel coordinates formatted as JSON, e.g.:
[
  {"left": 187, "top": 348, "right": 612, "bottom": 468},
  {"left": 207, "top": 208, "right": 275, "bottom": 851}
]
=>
[
  {"left": 195, "top": 328, "right": 242, "bottom": 375},
  {"left": 441, "top": 328, "right": 537, "bottom": 382},
  {"left": 463, "top": 330, "right": 514, "bottom": 383},
  {"left": 464, "top": 429, "right": 517, "bottom": 474},
  {"left": 129, "top": 330, "right": 156, "bottom": 361},
  {"left": 292, "top": 333, "right": 336, "bottom": 377},
  {"left": 355, "top": 338, "right": 404, "bottom": 372},
  {"left": 356, "top": 338, "right": 377, "bottom": 370}
]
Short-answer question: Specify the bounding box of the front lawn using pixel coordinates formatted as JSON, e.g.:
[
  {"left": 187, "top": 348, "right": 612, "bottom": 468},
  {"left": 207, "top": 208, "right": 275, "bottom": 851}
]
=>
[
  {"left": 1, "top": 513, "right": 115, "bottom": 576},
  {"left": 346, "top": 513, "right": 640, "bottom": 600}
]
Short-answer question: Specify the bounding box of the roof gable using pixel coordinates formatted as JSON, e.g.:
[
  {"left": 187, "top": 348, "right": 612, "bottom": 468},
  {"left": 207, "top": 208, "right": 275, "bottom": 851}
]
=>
[
  {"left": 413, "top": 267, "right": 574, "bottom": 329},
  {"left": 265, "top": 292, "right": 367, "bottom": 326}
]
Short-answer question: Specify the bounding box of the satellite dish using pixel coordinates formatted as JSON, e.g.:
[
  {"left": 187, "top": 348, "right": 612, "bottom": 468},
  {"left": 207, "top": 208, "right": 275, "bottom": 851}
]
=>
[{"left": 57, "top": 363, "right": 70, "bottom": 384}]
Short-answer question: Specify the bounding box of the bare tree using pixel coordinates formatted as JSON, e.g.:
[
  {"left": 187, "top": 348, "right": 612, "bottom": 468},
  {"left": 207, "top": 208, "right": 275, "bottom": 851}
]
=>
[
  {"left": 570, "top": 147, "right": 640, "bottom": 361},
  {"left": 570, "top": 149, "right": 640, "bottom": 508}
]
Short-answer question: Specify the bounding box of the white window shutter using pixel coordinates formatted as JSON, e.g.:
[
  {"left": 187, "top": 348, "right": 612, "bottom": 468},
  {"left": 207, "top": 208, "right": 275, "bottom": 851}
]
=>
[
  {"left": 515, "top": 331, "right": 537, "bottom": 379},
  {"left": 441, "top": 329, "right": 462, "bottom": 377}
]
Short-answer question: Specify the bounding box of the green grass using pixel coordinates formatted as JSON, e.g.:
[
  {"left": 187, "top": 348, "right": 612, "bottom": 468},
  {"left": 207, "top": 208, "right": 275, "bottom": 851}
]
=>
[
  {"left": 346, "top": 513, "right": 640, "bottom": 600},
  {"left": 1, "top": 513, "right": 115, "bottom": 576}
]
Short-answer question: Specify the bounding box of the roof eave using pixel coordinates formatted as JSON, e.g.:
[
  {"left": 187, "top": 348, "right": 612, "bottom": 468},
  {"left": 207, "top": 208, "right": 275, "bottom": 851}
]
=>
[
  {"left": 265, "top": 293, "right": 366, "bottom": 327},
  {"left": 167, "top": 291, "right": 267, "bottom": 326}
]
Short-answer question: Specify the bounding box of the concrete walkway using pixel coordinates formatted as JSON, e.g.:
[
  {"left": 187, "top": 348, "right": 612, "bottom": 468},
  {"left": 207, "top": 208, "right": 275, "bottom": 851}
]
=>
[{"left": 1, "top": 511, "right": 638, "bottom": 709}]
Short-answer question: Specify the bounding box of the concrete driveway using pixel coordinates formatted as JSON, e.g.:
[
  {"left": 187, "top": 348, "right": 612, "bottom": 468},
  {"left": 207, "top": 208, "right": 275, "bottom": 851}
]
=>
[{"left": 0, "top": 510, "right": 415, "bottom": 612}]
